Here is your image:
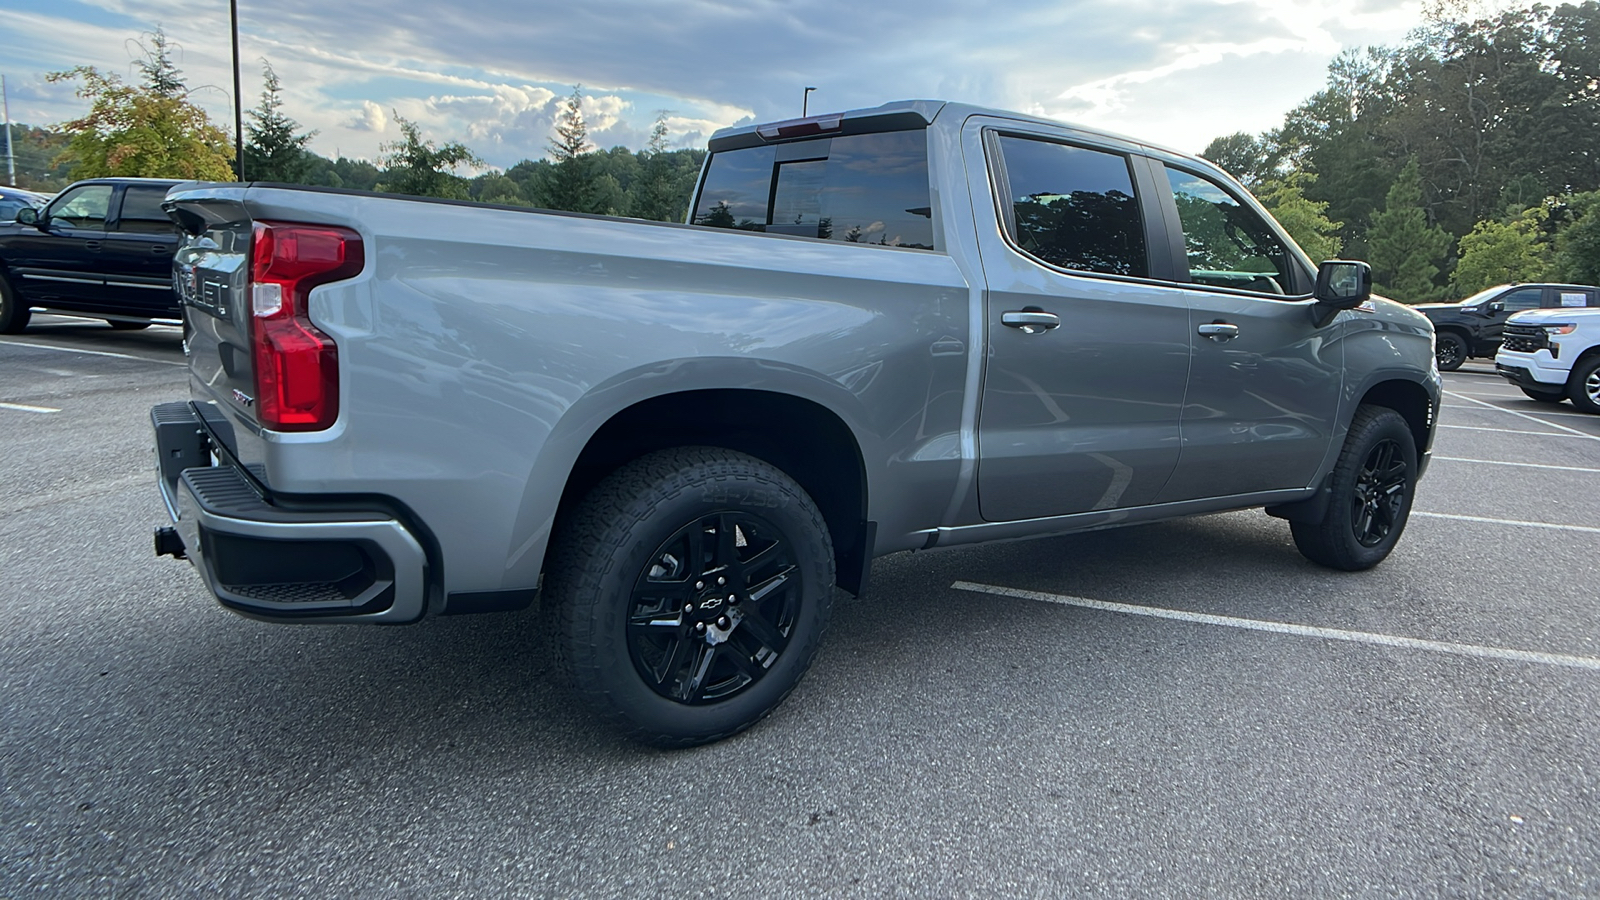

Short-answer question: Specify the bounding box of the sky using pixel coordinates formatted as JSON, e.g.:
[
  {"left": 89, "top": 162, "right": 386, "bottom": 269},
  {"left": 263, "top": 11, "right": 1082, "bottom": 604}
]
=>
[{"left": 0, "top": 0, "right": 1438, "bottom": 170}]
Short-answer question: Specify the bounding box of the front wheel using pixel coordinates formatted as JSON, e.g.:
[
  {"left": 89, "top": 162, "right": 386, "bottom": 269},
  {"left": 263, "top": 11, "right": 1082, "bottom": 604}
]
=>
[
  {"left": 0, "top": 276, "right": 29, "bottom": 334},
  {"left": 547, "top": 447, "right": 835, "bottom": 747},
  {"left": 1290, "top": 406, "right": 1418, "bottom": 571},
  {"left": 1569, "top": 356, "right": 1600, "bottom": 414},
  {"left": 1434, "top": 332, "right": 1467, "bottom": 371}
]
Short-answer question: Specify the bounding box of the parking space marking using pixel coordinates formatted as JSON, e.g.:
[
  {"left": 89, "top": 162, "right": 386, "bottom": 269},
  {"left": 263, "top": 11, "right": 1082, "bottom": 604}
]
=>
[
  {"left": 952, "top": 581, "right": 1600, "bottom": 672},
  {"left": 1437, "top": 424, "right": 1587, "bottom": 438},
  {"left": 1445, "top": 390, "right": 1600, "bottom": 441},
  {"left": 1434, "top": 456, "right": 1600, "bottom": 473},
  {"left": 0, "top": 401, "right": 61, "bottom": 414},
  {"left": 0, "top": 340, "right": 186, "bottom": 367},
  {"left": 1412, "top": 511, "right": 1600, "bottom": 534},
  {"left": 1441, "top": 403, "right": 1599, "bottom": 421}
]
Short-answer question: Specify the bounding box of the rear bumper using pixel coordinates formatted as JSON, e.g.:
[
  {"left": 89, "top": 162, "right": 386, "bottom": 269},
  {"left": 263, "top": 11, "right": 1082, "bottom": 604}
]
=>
[{"left": 151, "top": 401, "right": 428, "bottom": 624}]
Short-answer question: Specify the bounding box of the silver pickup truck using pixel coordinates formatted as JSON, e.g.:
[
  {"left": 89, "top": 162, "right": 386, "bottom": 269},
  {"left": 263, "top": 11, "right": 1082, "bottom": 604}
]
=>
[{"left": 150, "top": 100, "right": 1440, "bottom": 745}]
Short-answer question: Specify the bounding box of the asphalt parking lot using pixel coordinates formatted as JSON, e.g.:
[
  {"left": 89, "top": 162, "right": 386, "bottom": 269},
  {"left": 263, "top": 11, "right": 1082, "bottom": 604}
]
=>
[{"left": 4, "top": 317, "right": 1599, "bottom": 897}]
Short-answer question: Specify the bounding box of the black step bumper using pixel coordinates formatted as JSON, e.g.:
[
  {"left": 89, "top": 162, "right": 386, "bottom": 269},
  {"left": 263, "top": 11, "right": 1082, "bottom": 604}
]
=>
[{"left": 150, "top": 401, "right": 428, "bottom": 623}]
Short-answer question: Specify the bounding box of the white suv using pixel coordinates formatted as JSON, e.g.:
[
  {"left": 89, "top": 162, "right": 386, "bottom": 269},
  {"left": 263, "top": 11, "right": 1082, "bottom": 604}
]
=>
[{"left": 1495, "top": 307, "right": 1600, "bottom": 413}]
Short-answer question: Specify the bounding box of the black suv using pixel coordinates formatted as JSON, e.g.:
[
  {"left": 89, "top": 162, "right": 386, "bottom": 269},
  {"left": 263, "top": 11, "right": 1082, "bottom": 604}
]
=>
[
  {"left": 1418, "top": 283, "right": 1600, "bottom": 371},
  {"left": 0, "top": 177, "right": 188, "bottom": 333}
]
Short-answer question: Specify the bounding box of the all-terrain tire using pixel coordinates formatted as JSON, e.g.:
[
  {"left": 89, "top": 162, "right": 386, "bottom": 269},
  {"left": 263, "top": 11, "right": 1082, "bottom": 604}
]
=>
[
  {"left": 545, "top": 446, "right": 834, "bottom": 747},
  {"left": 0, "top": 275, "right": 30, "bottom": 334},
  {"left": 1290, "top": 405, "right": 1418, "bottom": 571}
]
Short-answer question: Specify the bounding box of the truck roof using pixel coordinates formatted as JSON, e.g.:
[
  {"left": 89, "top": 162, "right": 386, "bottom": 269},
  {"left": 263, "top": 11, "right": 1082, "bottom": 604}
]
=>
[{"left": 709, "top": 99, "right": 1186, "bottom": 158}]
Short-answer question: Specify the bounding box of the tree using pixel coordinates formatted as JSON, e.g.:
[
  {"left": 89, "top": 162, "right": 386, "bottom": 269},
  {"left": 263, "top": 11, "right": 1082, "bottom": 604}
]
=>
[
  {"left": 1554, "top": 192, "right": 1600, "bottom": 284},
  {"left": 1255, "top": 172, "right": 1343, "bottom": 263},
  {"left": 539, "top": 86, "right": 603, "bottom": 213},
  {"left": 375, "top": 114, "right": 482, "bottom": 199},
  {"left": 134, "top": 27, "right": 185, "bottom": 97},
  {"left": 633, "top": 112, "right": 691, "bottom": 221},
  {"left": 47, "top": 66, "right": 234, "bottom": 180},
  {"left": 1367, "top": 158, "right": 1453, "bottom": 302},
  {"left": 1450, "top": 206, "right": 1550, "bottom": 295},
  {"left": 243, "top": 60, "right": 316, "bottom": 183},
  {"left": 1200, "top": 132, "right": 1277, "bottom": 188}
]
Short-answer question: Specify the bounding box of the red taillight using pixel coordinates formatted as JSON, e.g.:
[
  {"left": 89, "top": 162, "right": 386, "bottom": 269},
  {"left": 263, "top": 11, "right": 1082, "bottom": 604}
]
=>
[{"left": 249, "top": 221, "right": 363, "bottom": 431}]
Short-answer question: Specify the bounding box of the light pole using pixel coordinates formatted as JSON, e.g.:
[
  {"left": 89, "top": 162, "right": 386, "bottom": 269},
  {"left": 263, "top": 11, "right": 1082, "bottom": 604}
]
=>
[
  {"left": 803, "top": 86, "right": 816, "bottom": 117},
  {"left": 2, "top": 75, "right": 15, "bottom": 187},
  {"left": 231, "top": 0, "right": 244, "bottom": 180}
]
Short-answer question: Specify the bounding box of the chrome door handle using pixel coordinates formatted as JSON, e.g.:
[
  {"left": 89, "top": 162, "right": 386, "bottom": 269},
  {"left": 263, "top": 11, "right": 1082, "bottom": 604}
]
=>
[
  {"left": 1001, "top": 310, "right": 1060, "bottom": 334},
  {"left": 1198, "top": 322, "right": 1239, "bottom": 342}
]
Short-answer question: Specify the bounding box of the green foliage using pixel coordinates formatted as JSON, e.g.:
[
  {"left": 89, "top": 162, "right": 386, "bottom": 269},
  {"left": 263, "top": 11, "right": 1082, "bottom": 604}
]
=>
[
  {"left": 1200, "top": 132, "right": 1278, "bottom": 188},
  {"left": 540, "top": 86, "right": 603, "bottom": 213},
  {"left": 1450, "top": 207, "right": 1551, "bottom": 295},
  {"left": 1255, "top": 173, "right": 1343, "bottom": 263},
  {"left": 134, "top": 28, "right": 185, "bottom": 97},
  {"left": 243, "top": 60, "right": 316, "bottom": 183},
  {"left": 1, "top": 125, "right": 74, "bottom": 190},
  {"left": 1367, "top": 159, "right": 1453, "bottom": 303},
  {"left": 46, "top": 66, "right": 234, "bottom": 180},
  {"left": 1554, "top": 192, "right": 1600, "bottom": 284},
  {"left": 375, "top": 114, "right": 482, "bottom": 199}
]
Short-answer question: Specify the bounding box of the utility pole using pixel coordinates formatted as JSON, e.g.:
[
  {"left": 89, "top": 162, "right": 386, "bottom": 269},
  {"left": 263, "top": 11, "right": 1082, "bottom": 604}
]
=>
[
  {"left": 803, "top": 86, "right": 816, "bottom": 117},
  {"left": 230, "top": 0, "right": 244, "bottom": 180},
  {"left": 2, "top": 75, "right": 15, "bottom": 187}
]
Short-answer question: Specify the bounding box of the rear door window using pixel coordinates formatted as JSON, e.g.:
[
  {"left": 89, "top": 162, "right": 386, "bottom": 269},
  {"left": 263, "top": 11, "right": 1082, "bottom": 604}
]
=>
[
  {"left": 114, "top": 184, "right": 176, "bottom": 235},
  {"left": 994, "top": 135, "right": 1148, "bottom": 278},
  {"left": 692, "top": 130, "right": 934, "bottom": 250}
]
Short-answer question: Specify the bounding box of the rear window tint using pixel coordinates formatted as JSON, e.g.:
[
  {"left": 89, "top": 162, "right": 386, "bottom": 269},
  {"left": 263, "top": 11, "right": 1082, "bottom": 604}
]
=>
[{"left": 692, "top": 130, "right": 934, "bottom": 250}]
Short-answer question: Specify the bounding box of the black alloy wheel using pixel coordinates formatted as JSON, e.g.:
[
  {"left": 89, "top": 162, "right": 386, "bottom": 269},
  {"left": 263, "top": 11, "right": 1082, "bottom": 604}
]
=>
[
  {"left": 548, "top": 446, "right": 834, "bottom": 747},
  {"left": 1434, "top": 332, "right": 1466, "bottom": 371},
  {"left": 1350, "top": 437, "right": 1408, "bottom": 548},
  {"left": 628, "top": 510, "right": 801, "bottom": 705},
  {"left": 1289, "top": 405, "right": 1418, "bottom": 571}
]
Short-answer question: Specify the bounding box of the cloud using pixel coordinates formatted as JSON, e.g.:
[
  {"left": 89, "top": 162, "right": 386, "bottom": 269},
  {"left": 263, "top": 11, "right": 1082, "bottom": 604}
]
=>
[
  {"left": 3, "top": 0, "right": 1431, "bottom": 165},
  {"left": 351, "top": 100, "right": 387, "bottom": 133}
]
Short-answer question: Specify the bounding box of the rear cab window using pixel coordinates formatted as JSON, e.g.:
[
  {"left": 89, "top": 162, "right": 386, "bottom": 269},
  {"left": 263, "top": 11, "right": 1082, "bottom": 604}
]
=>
[{"left": 691, "top": 129, "right": 935, "bottom": 250}]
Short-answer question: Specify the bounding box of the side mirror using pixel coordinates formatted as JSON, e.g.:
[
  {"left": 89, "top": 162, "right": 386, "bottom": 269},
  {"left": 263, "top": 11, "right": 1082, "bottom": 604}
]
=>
[
  {"left": 14, "top": 207, "right": 38, "bottom": 227},
  {"left": 1486, "top": 300, "right": 1505, "bottom": 314},
  {"left": 1314, "top": 259, "right": 1372, "bottom": 309}
]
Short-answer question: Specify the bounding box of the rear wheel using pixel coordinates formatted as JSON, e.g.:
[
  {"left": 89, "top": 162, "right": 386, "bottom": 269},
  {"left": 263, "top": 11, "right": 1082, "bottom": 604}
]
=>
[
  {"left": 105, "top": 320, "right": 150, "bottom": 330},
  {"left": 0, "top": 276, "right": 30, "bottom": 334},
  {"left": 1519, "top": 386, "right": 1565, "bottom": 405},
  {"left": 1434, "top": 332, "right": 1467, "bottom": 371},
  {"left": 547, "top": 447, "right": 834, "bottom": 747},
  {"left": 1569, "top": 356, "right": 1600, "bottom": 415},
  {"left": 1290, "top": 406, "right": 1417, "bottom": 571}
]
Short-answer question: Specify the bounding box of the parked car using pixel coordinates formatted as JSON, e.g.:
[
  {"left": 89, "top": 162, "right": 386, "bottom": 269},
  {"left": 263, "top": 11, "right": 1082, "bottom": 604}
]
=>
[
  {"left": 1417, "top": 283, "right": 1600, "bottom": 371},
  {"left": 0, "top": 177, "right": 189, "bottom": 333},
  {"left": 0, "top": 186, "right": 48, "bottom": 223},
  {"left": 149, "top": 100, "right": 1439, "bottom": 746},
  {"left": 1495, "top": 306, "right": 1600, "bottom": 413}
]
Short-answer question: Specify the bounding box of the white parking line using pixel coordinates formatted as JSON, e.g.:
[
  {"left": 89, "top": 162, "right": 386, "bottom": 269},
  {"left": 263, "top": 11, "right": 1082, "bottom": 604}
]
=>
[
  {"left": 0, "top": 401, "right": 60, "bottom": 414},
  {"left": 1412, "top": 511, "right": 1600, "bottom": 534},
  {"left": 0, "top": 340, "right": 186, "bottom": 367},
  {"left": 1445, "top": 390, "right": 1600, "bottom": 442},
  {"left": 1444, "top": 404, "right": 1599, "bottom": 421},
  {"left": 951, "top": 581, "right": 1600, "bottom": 672},
  {"left": 1434, "top": 456, "right": 1600, "bottom": 474},
  {"left": 1437, "top": 424, "right": 1586, "bottom": 438}
]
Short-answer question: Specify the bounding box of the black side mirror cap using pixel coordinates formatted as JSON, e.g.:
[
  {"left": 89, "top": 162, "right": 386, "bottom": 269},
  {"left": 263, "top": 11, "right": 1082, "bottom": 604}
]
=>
[
  {"left": 1314, "top": 259, "right": 1372, "bottom": 309},
  {"left": 14, "top": 207, "right": 39, "bottom": 227}
]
